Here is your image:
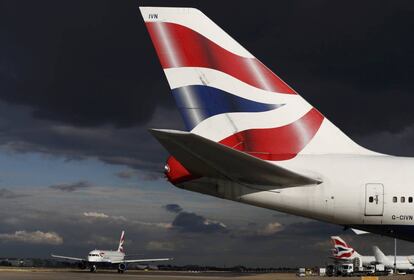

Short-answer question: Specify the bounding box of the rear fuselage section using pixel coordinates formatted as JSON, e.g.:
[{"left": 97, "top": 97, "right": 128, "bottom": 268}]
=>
[{"left": 175, "top": 155, "right": 414, "bottom": 241}]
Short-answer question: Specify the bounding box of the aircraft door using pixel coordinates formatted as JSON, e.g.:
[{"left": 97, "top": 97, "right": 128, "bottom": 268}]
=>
[{"left": 364, "top": 183, "right": 384, "bottom": 216}]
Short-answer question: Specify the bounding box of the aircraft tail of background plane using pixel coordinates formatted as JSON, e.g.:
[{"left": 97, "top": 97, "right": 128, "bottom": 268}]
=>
[
  {"left": 373, "top": 246, "right": 389, "bottom": 265},
  {"left": 331, "top": 236, "right": 360, "bottom": 260},
  {"left": 117, "top": 230, "right": 125, "bottom": 253}
]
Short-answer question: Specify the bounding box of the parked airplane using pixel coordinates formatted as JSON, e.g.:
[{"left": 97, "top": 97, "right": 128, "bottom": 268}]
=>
[
  {"left": 51, "top": 231, "right": 171, "bottom": 273},
  {"left": 373, "top": 246, "right": 414, "bottom": 271},
  {"left": 332, "top": 236, "right": 414, "bottom": 271},
  {"left": 331, "top": 236, "right": 375, "bottom": 266},
  {"left": 140, "top": 6, "right": 414, "bottom": 242}
]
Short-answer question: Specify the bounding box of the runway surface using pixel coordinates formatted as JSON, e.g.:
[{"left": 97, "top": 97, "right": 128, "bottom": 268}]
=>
[{"left": 1, "top": 269, "right": 414, "bottom": 280}]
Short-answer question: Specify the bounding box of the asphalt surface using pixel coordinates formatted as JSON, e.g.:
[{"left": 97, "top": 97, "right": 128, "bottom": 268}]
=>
[
  {"left": 0, "top": 269, "right": 260, "bottom": 280},
  {"left": 1, "top": 269, "right": 414, "bottom": 280}
]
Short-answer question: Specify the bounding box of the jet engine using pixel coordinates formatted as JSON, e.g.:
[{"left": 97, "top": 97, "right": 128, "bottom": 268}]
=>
[
  {"left": 118, "top": 263, "right": 127, "bottom": 273},
  {"left": 78, "top": 262, "right": 87, "bottom": 270}
]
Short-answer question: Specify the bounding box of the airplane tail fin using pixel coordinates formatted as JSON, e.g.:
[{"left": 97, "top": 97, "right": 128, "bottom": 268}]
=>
[
  {"left": 140, "top": 7, "right": 378, "bottom": 185},
  {"left": 331, "top": 236, "right": 360, "bottom": 260},
  {"left": 140, "top": 7, "right": 375, "bottom": 160},
  {"left": 117, "top": 230, "right": 125, "bottom": 253},
  {"left": 373, "top": 246, "right": 388, "bottom": 265}
]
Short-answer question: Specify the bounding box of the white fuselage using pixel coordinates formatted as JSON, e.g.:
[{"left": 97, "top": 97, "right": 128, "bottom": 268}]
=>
[
  {"left": 179, "top": 154, "right": 414, "bottom": 241},
  {"left": 382, "top": 256, "right": 414, "bottom": 271},
  {"left": 360, "top": 256, "right": 376, "bottom": 267},
  {"left": 87, "top": 250, "right": 125, "bottom": 263},
  {"left": 341, "top": 256, "right": 414, "bottom": 271}
]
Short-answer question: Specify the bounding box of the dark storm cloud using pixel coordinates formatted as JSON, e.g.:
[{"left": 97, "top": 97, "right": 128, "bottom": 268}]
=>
[
  {"left": 0, "top": 0, "right": 183, "bottom": 173},
  {"left": 163, "top": 204, "right": 183, "bottom": 213},
  {"left": 1, "top": 0, "right": 414, "bottom": 165},
  {"left": 0, "top": 0, "right": 175, "bottom": 128},
  {"left": 0, "top": 188, "right": 27, "bottom": 199},
  {"left": 0, "top": 100, "right": 180, "bottom": 172},
  {"left": 171, "top": 212, "right": 227, "bottom": 234},
  {"left": 49, "top": 181, "right": 92, "bottom": 192},
  {"left": 162, "top": 204, "right": 227, "bottom": 233}
]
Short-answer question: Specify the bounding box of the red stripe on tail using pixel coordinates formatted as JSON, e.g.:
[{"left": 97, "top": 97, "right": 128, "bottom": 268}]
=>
[
  {"left": 165, "top": 109, "right": 324, "bottom": 184},
  {"left": 333, "top": 239, "right": 349, "bottom": 248},
  {"left": 219, "top": 108, "right": 324, "bottom": 161},
  {"left": 145, "top": 22, "right": 296, "bottom": 94}
]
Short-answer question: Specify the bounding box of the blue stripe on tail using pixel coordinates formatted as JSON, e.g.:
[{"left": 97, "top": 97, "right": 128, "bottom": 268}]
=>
[{"left": 172, "top": 85, "right": 283, "bottom": 130}]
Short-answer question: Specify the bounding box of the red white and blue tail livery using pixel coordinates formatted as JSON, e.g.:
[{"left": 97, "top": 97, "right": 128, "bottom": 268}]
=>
[
  {"left": 330, "top": 236, "right": 376, "bottom": 266},
  {"left": 331, "top": 236, "right": 359, "bottom": 260},
  {"left": 141, "top": 7, "right": 414, "bottom": 242},
  {"left": 117, "top": 230, "right": 125, "bottom": 253}
]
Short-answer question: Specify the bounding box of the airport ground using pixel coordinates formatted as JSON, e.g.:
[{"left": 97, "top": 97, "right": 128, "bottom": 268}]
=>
[{"left": 1, "top": 268, "right": 414, "bottom": 280}]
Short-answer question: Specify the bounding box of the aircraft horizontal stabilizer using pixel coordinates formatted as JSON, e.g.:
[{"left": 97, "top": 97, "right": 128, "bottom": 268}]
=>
[{"left": 149, "top": 129, "right": 321, "bottom": 188}]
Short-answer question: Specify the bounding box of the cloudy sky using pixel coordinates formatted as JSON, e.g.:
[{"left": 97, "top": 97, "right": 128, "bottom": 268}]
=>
[{"left": 1, "top": 0, "right": 414, "bottom": 267}]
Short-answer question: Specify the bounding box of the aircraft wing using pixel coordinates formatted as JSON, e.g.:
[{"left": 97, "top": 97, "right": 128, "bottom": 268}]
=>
[
  {"left": 150, "top": 129, "right": 321, "bottom": 188},
  {"left": 51, "top": 254, "right": 85, "bottom": 262},
  {"left": 112, "top": 258, "right": 172, "bottom": 264}
]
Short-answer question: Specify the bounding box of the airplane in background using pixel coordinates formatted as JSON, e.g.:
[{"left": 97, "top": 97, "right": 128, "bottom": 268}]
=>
[
  {"left": 331, "top": 236, "right": 375, "bottom": 266},
  {"left": 52, "top": 231, "right": 171, "bottom": 273},
  {"left": 140, "top": 6, "right": 414, "bottom": 242},
  {"left": 331, "top": 236, "right": 414, "bottom": 271},
  {"left": 373, "top": 246, "right": 414, "bottom": 271}
]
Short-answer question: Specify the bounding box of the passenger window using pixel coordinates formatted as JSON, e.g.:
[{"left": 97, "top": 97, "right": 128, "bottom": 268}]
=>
[
  {"left": 369, "top": 196, "right": 374, "bottom": 203},
  {"left": 409, "top": 197, "right": 413, "bottom": 203},
  {"left": 393, "top": 197, "right": 397, "bottom": 203},
  {"left": 401, "top": 197, "right": 405, "bottom": 203}
]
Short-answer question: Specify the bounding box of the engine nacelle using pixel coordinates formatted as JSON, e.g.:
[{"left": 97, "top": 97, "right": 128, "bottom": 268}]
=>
[
  {"left": 78, "top": 262, "right": 87, "bottom": 270},
  {"left": 118, "top": 263, "right": 127, "bottom": 272}
]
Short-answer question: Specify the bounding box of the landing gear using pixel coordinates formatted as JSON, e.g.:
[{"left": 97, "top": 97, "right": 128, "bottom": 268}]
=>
[
  {"left": 117, "top": 269, "right": 125, "bottom": 273},
  {"left": 90, "top": 265, "right": 97, "bottom": 273}
]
